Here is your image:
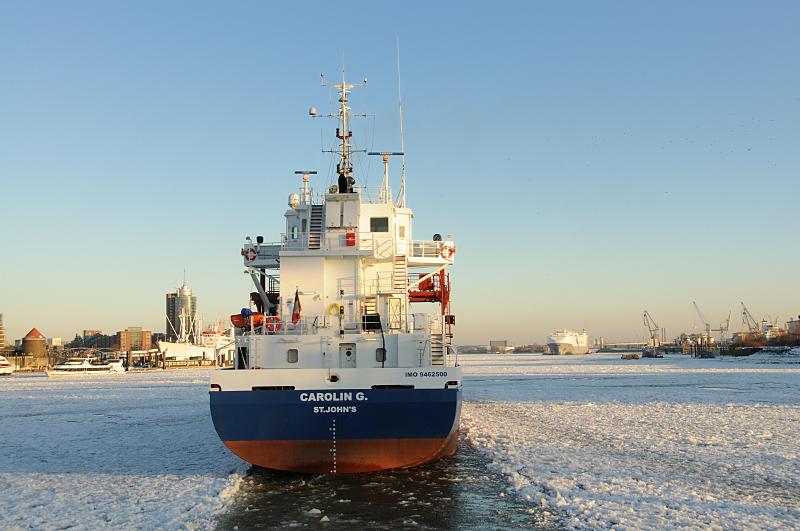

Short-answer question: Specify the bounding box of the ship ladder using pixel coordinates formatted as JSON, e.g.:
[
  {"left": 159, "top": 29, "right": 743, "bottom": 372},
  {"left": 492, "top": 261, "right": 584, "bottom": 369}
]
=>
[
  {"left": 431, "top": 333, "right": 445, "bottom": 366},
  {"left": 309, "top": 205, "right": 324, "bottom": 250},
  {"left": 363, "top": 296, "right": 377, "bottom": 315},
  {"left": 393, "top": 255, "right": 408, "bottom": 292}
]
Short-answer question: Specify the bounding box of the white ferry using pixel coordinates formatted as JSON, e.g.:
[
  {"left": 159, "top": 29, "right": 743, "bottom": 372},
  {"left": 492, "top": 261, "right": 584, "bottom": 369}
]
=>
[
  {"left": 0, "top": 355, "right": 16, "bottom": 375},
  {"left": 209, "top": 72, "right": 461, "bottom": 474},
  {"left": 546, "top": 329, "right": 589, "bottom": 355},
  {"left": 47, "top": 357, "right": 125, "bottom": 376}
]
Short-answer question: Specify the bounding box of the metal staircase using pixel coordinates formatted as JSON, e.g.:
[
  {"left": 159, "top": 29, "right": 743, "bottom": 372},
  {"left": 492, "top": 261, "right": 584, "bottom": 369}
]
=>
[
  {"left": 431, "top": 333, "right": 445, "bottom": 366},
  {"left": 363, "top": 296, "right": 377, "bottom": 315},
  {"left": 393, "top": 255, "right": 408, "bottom": 292},
  {"left": 309, "top": 205, "right": 324, "bottom": 250}
]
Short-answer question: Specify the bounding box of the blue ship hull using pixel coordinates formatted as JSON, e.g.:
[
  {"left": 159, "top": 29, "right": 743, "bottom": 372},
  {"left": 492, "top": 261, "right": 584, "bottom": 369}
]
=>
[{"left": 210, "top": 387, "right": 462, "bottom": 473}]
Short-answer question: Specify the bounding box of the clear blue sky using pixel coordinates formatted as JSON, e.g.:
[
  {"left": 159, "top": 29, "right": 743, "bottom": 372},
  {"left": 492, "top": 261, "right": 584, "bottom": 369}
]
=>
[{"left": 1, "top": 1, "right": 798, "bottom": 344}]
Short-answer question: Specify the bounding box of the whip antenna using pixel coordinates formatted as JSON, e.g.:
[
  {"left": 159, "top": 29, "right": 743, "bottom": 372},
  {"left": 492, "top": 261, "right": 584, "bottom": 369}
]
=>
[{"left": 396, "top": 36, "right": 406, "bottom": 208}]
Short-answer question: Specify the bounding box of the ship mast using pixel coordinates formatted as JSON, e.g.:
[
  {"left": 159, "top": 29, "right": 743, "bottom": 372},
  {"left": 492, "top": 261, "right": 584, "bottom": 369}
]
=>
[
  {"left": 316, "top": 72, "right": 367, "bottom": 193},
  {"left": 336, "top": 72, "right": 352, "bottom": 191}
]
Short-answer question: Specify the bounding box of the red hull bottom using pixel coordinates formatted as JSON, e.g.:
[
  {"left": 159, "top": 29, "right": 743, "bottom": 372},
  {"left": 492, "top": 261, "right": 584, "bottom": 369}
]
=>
[{"left": 225, "top": 431, "right": 459, "bottom": 474}]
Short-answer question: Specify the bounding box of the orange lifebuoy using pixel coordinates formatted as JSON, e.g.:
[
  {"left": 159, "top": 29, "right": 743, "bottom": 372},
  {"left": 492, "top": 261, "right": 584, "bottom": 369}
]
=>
[
  {"left": 440, "top": 243, "right": 456, "bottom": 260},
  {"left": 243, "top": 248, "right": 257, "bottom": 262},
  {"left": 266, "top": 316, "right": 283, "bottom": 334}
]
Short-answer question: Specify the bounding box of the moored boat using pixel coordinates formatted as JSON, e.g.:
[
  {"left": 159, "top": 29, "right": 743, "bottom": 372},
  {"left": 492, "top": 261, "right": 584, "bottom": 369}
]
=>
[
  {"left": 209, "top": 72, "right": 461, "bottom": 474},
  {"left": 47, "top": 357, "right": 125, "bottom": 376},
  {"left": 641, "top": 347, "right": 664, "bottom": 358},
  {"left": 0, "top": 355, "right": 16, "bottom": 375}
]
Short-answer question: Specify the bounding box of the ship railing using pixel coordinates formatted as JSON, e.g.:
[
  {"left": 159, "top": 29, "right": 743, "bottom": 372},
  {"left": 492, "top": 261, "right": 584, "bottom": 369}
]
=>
[
  {"left": 282, "top": 233, "right": 309, "bottom": 251},
  {"left": 242, "top": 242, "right": 282, "bottom": 264},
  {"left": 322, "top": 232, "right": 394, "bottom": 258},
  {"left": 239, "top": 315, "right": 334, "bottom": 337},
  {"left": 353, "top": 186, "right": 392, "bottom": 205},
  {"left": 278, "top": 315, "right": 335, "bottom": 335},
  {"left": 410, "top": 240, "right": 445, "bottom": 258},
  {"left": 292, "top": 186, "right": 325, "bottom": 206},
  {"left": 241, "top": 313, "right": 430, "bottom": 337},
  {"left": 363, "top": 272, "right": 394, "bottom": 295}
]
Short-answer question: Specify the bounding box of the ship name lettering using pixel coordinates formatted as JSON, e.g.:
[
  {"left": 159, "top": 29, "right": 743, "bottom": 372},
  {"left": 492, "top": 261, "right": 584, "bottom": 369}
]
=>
[
  {"left": 313, "top": 406, "right": 358, "bottom": 414},
  {"left": 300, "top": 392, "right": 353, "bottom": 402}
]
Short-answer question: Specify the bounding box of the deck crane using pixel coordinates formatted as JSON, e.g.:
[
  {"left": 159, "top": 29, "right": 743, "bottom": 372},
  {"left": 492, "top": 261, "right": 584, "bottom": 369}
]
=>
[
  {"left": 642, "top": 310, "right": 663, "bottom": 346},
  {"left": 692, "top": 301, "right": 713, "bottom": 344},
  {"left": 741, "top": 302, "right": 759, "bottom": 333}
]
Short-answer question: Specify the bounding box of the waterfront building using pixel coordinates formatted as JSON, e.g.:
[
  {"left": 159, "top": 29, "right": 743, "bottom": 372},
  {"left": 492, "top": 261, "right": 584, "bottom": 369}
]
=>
[
  {"left": 23, "top": 328, "right": 47, "bottom": 356},
  {"left": 19, "top": 328, "right": 50, "bottom": 369},
  {"left": 84, "top": 332, "right": 117, "bottom": 349},
  {"left": 117, "top": 327, "right": 152, "bottom": 354},
  {"left": 166, "top": 283, "right": 197, "bottom": 343},
  {"left": 83, "top": 329, "right": 102, "bottom": 341}
]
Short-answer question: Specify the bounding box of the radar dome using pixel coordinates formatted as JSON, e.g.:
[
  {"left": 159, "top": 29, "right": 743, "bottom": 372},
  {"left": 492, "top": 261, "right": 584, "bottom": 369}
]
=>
[{"left": 288, "top": 193, "right": 300, "bottom": 208}]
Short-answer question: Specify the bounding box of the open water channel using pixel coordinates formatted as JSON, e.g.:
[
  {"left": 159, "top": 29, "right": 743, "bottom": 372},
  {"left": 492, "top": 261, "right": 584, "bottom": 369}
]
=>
[{"left": 216, "top": 435, "right": 559, "bottom": 530}]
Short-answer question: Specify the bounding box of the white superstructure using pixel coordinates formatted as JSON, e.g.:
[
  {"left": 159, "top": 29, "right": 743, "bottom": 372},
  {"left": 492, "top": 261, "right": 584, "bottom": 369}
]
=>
[
  {"left": 546, "top": 329, "right": 589, "bottom": 355},
  {"left": 47, "top": 357, "right": 125, "bottom": 376},
  {"left": 0, "top": 355, "right": 16, "bottom": 375},
  {"left": 230, "top": 74, "right": 457, "bottom": 375}
]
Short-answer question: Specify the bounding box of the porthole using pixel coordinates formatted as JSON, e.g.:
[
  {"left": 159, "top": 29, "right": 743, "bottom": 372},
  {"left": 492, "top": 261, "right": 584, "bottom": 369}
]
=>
[{"left": 287, "top": 348, "right": 298, "bottom": 363}]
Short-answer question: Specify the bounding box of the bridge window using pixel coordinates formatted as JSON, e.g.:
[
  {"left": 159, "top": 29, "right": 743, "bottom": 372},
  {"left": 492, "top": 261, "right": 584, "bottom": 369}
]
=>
[
  {"left": 287, "top": 349, "right": 298, "bottom": 363},
  {"left": 370, "top": 217, "right": 389, "bottom": 232}
]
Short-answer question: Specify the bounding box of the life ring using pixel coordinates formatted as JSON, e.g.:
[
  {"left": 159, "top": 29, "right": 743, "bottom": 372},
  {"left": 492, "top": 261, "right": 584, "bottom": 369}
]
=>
[
  {"left": 440, "top": 243, "right": 456, "bottom": 261},
  {"left": 243, "top": 248, "right": 257, "bottom": 262},
  {"left": 266, "top": 316, "right": 283, "bottom": 334},
  {"left": 327, "top": 303, "right": 341, "bottom": 317}
]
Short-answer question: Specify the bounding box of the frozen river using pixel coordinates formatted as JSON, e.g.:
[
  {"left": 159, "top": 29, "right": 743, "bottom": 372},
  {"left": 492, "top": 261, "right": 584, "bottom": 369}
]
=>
[{"left": 0, "top": 350, "right": 798, "bottom": 529}]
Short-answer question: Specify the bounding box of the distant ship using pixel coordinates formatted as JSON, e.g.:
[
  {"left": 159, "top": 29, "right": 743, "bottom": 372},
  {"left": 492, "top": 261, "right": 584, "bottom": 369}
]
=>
[{"left": 546, "top": 329, "right": 589, "bottom": 355}]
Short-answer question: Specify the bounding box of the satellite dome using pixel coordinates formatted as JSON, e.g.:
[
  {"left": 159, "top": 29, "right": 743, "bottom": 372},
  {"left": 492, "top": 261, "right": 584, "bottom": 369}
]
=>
[{"left": 288, "top": 193, "right": 300, "bottom": 208}]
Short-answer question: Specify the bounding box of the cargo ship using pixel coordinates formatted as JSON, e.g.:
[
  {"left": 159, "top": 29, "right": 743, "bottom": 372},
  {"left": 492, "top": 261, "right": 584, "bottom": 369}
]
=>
[
  {"left": 546, "top": 329, "right": 589, "bottom": 355},
  {"left": 209, "top": 73, "right": 461, "bottom": 473}
]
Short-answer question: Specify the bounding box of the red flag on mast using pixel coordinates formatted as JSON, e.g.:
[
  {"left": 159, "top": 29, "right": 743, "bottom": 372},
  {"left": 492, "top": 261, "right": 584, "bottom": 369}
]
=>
[{"left": 291, "top": 289, "right": 302, "bottom": 325}]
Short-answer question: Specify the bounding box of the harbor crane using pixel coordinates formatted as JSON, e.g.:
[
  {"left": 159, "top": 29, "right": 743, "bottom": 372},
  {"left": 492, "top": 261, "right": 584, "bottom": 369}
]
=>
[
  {"left": 642, "top": 310, "right": 664, "bottom": 347},
  {"left": 713, "top": 311, "right": 731, "bottom": 341},
  {"left": 692, "top": 301, "right": 712, "bottom": 343},
  {"left": 741, "top": 302, "right": 759, "bottom": 333},
  {"left": 693, "top": 302, "right": 731, "bottom": 343}
]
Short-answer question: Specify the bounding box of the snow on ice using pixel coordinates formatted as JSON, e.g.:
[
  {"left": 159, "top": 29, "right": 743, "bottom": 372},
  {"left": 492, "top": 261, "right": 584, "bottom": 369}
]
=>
[
  {"left": 461, "top": 350, "right": 800, "bottom": 529},
  {"left": 0, "top": 370, "right": 246, "bottom": 530},
  {"left": 1, "top": 350, "right": 798, "bottom": 529}
]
